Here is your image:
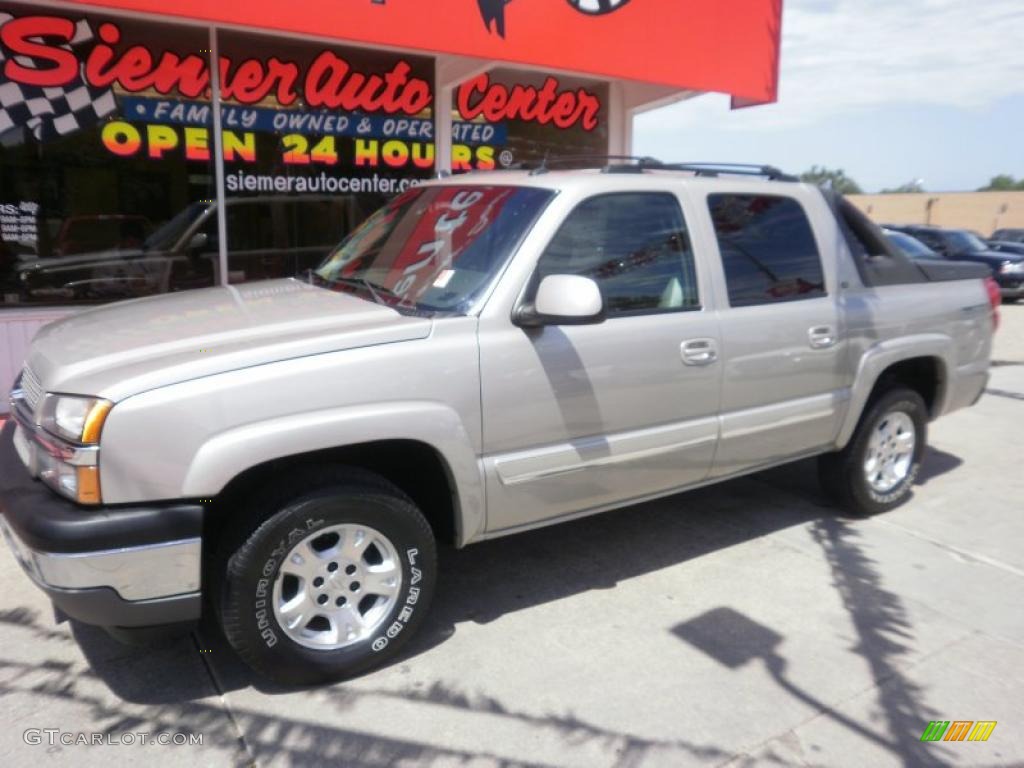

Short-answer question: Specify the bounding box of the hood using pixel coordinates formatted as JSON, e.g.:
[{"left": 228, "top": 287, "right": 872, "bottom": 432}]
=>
[{"left": 26, "top": 279, "right": 432, "bottom": 401}]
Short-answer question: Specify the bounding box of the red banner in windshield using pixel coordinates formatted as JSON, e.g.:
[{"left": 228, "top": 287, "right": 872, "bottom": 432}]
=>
[{"left": 382, "top": 187, "right": 511, "bottom": 301}]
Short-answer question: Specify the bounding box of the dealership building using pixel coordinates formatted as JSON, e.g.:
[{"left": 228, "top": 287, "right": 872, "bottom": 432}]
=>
[{"left": 0, "top": 0, "right": 782, "bottom": 406}]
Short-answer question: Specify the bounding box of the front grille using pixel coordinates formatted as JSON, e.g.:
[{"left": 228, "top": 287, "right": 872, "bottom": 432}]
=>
[{"left": 19, "top": 366, "right": 43, "bottom": 412}]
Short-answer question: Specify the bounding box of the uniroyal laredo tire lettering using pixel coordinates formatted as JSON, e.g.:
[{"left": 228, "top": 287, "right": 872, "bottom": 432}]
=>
[
  {"left": 254, "top": 517, "right": 324, "bottom": 648},
  {"left": 868, "top": 462, "right": 920, "bottom": 504},
  {"left": 371, "top": 547, "right": 421, "bottom": 653}
]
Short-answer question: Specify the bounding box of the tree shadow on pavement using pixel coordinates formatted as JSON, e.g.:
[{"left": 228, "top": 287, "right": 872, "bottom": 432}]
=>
[
  {"left": 670, "top": 516, "right": 952, "bottom": 768},
  {"left": 809, "top": 518, "right": 948, "bottom": 767},
  {"left": 0, "top": 639, "right": 547, "bottom": 767}
]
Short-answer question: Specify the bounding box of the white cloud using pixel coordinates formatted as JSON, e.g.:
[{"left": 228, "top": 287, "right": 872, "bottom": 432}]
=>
[{"left": 637, "top": 0, "right": 1024, "bottom": 133}]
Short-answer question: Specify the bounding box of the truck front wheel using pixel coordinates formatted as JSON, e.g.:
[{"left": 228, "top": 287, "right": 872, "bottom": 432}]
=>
[
  {"left": 818, "top": 387, "right": 928, "bottom": 517},
  {"left": 214, "top": 469, "right": 436, "bottom": 685}
]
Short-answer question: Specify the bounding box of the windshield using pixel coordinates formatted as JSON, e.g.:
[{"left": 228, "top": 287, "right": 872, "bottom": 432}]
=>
[
  {"left": 947, "top": 230, "right": 988, "bottom": 253},
  {"left": 886, "top": 231, "right": 936, "bottom": 259},
  {"left": 314, "top": 185, "right": 554, "bottom": 315},
  {"left": 143, "top": 202, "right": 210, "bottom": 252}
]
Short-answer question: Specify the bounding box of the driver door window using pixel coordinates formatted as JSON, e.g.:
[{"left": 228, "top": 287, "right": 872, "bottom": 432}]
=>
[{"left": 532, "top": 193, "right": 699, "bottom": 315}]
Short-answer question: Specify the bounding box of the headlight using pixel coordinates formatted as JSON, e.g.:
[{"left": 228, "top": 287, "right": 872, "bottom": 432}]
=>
[
  {"left": 34, "top": 394, "right": 110, "bottom": 504},
  {"left": 40, "top": 394, "right": 112, "bottom": 445},
  {"left": 999, "top": 261, "right": 1024, "bottom": 274}
]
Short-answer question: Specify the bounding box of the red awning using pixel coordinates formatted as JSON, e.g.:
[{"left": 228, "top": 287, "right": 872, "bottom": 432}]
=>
[{"left": 62, "top": 0, "right": 783, "bottom": 105}]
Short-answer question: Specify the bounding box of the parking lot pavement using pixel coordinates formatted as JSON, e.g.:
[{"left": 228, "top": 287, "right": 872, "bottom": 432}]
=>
[{"left": 1, "top": 305, "right": 1022, "bottom": 768}]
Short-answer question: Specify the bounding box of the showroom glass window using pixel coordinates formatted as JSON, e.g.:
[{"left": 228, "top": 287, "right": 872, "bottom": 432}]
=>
[
  {"left": 216, "top": 29, "right": 437, "bottom": 286},
  {"left": 0, "top": 7, "right": 615, "bottom": 309},
  {"left": 708, "top": 194, "right": 826, "bottom": 307},
  {"left": 453, "top": 68, "right": 609, "bottom": 171},
  {"left": 0, "top": 4, "right": 216, "bottom": 306},
  {"left": 532, "top": 193, "right": 699, "bottom": 317}
]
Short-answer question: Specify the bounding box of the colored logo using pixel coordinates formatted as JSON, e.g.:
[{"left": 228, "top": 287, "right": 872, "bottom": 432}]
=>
[
  {"left": 920, "top": 721, "right": 997, "bottom": 743},
  {"left": 567, "top": 0, "right": 633, "bottom": 15},
  {"left": 477, "top": 0, "right": 632, "bottom": 38}
]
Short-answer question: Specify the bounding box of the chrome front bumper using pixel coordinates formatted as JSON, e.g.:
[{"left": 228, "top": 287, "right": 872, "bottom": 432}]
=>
[
  {"left": 0, "top": 515, "right": 201, "bottom": 601},
  {"left": 0, "top": 420, "right": 204, "bottom": 628}
]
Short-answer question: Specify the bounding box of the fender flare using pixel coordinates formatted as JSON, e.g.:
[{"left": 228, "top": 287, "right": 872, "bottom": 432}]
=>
[
  {"left": 836, "top": 334, "right": 953, "bottom": 449},
  {"left": 181, "top": 401, "right": 485, "bottom": 545}
]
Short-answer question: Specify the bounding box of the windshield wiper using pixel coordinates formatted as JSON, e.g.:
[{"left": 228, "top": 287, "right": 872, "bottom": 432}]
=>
[
  {"left": 314, "top": 273, "right": 405, "bottom": 307},
  {"left": 307, "top": 270, "right": 443, "bottom": 315},
  {"left": 347, "top": 276, "right": 388, "bottom": 305}
]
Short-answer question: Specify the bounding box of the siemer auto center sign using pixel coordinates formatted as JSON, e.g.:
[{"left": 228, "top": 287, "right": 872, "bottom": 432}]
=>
[{"left": 0, "top": 8, "right": 604, "bottom": 176}]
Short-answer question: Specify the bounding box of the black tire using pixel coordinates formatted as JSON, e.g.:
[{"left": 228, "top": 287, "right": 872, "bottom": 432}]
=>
[
  {"left": 818, "top": 387, "right": 927, "bottom": 517},
  {"left": 214, "top": 466, "right": 436, "bottom": 686}
]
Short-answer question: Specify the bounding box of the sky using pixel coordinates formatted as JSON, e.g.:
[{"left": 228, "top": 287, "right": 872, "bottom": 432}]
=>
[{"left": 633, "top": 0, "right": 1024, "bottom": 193}]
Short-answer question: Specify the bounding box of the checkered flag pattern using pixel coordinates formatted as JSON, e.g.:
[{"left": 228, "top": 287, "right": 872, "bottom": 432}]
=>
[{"left": 0, "top": 14, "right": 117, "bottom": 142}]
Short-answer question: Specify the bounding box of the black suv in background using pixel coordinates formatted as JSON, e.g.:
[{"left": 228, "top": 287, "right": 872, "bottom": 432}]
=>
[
  {"left": 887, "top": 225, "right": 1024, "bottom": 302},
  {"left": 992, "top": 228, "right": 1024, "bottom": 243},
  {"left": 987, "top": 240, "right": 1024, "bottom": 258}
]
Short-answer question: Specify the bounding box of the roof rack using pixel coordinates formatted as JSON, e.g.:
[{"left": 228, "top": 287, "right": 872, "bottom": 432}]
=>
[
  {"left": 526, "top": 155, "right": 659, "bottom": 175},
  {"left": 649, "top": 162, "right": 799, "bottom": 182},
  {"left": 523, "top": 155, "right": 798, "bottom": 181}
]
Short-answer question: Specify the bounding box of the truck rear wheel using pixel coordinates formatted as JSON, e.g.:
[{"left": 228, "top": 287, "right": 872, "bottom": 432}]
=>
[
  {"left": 214, "top": 468, "right": 436, "bottom": 685},
  {"left": 818, "top": 387, "right": 927, "bottom": 517}
]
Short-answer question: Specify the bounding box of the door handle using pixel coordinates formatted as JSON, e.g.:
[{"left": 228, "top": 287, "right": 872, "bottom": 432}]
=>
[
  {"left": 681, "top": 338, "right": 718, "bottom": 366},
  {"left": 808, "top": 325, "right": 837, "bottom": 349}
]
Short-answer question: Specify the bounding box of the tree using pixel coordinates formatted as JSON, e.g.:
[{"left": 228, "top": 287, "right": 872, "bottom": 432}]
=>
[
  {"left": 880, "top": 179, "right": 926, "bottom": 194},
  {"left": 978, "top": 175, "right": 1024, "bottom": 191},
  {"left": 799, "top": 166, "right": 863, "bottom": 195}
]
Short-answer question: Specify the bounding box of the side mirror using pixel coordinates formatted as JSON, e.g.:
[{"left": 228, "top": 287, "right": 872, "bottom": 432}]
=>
[
  {"left": 515, "top": 274, "right": 605, "bottom": 327},
  {"left": 187, "top": 232, "right": 209, "bottom": 252}
]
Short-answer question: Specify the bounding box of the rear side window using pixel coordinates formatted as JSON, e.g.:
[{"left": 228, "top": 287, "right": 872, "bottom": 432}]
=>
[
  {"left": 534, "top": 192, "right": 699, "bottom": 317},
  {"left": 708, "top": 194, "right": 825, "bottom": 307}
]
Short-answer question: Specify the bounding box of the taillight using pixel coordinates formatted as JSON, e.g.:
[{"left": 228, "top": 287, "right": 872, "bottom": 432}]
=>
[{"left": 984, "top": 276, "right": 1000, "bottom": 332}]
